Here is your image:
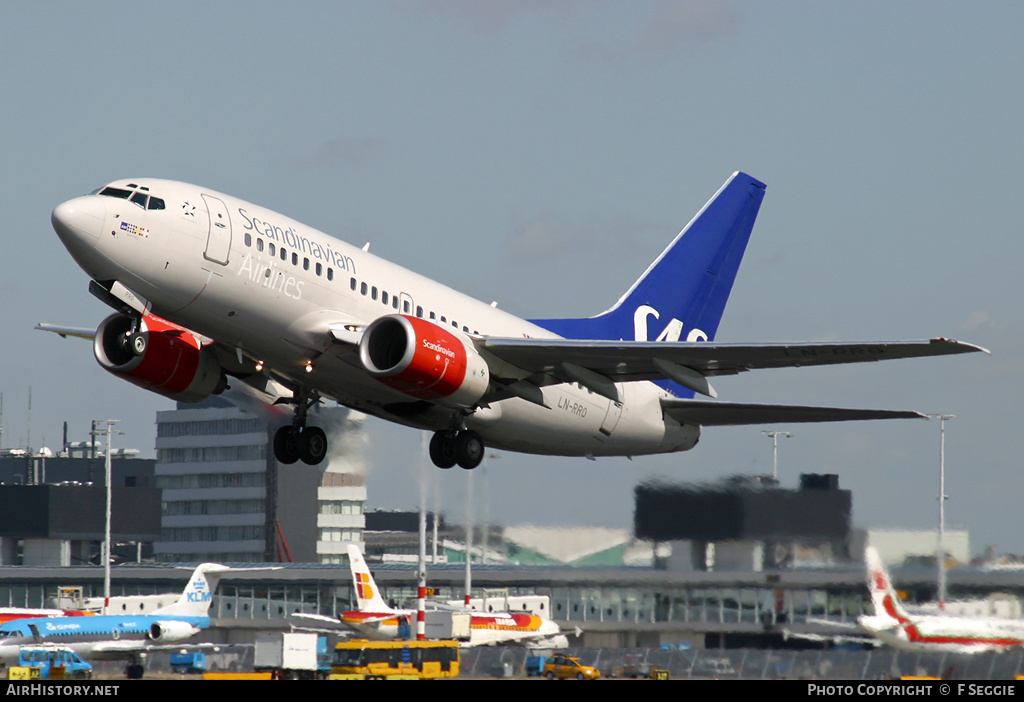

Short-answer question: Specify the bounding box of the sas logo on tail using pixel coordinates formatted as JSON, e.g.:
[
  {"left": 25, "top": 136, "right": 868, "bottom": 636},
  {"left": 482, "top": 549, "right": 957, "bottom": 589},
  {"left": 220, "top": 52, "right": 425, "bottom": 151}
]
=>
[{"left": 634, "top": 305, "right": 706, "bottom": 342}]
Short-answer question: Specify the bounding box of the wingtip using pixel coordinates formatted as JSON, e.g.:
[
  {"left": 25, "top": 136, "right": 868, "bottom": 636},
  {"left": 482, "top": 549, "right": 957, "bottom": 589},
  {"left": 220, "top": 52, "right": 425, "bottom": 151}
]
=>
[{"left": 930, "top": 337, "right": 992, "bottom": 355}]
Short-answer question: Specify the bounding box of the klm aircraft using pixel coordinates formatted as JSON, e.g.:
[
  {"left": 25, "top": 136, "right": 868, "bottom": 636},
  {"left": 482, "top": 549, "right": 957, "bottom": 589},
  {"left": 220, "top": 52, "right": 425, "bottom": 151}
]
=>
[{"left": 0, "top": 563, "right": 228, "bottom": 678}]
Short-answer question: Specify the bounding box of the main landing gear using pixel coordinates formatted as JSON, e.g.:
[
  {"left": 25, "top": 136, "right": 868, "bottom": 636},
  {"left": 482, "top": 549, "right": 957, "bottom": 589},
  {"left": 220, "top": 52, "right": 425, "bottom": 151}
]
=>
[
  {"left": 274, "top": 424, "right": 327, "bottom": 465},
  {"left": 429, "top": 429, "right": 484, "bottom": 470},
  {"left": 273, "top": 388, "right": 328, "bottom": 466}
]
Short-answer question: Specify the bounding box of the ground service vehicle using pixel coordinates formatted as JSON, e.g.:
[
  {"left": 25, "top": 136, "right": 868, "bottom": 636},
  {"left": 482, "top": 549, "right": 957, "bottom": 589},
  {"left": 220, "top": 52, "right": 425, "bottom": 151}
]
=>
[
  {"left": 332, "top": 639, "right": 459, "bottom": 679},
  {"left": 254, "top": 633, "right": 331, "bottom": 679},
  {"left": 11, "top": 647, "right": 92, "bottom": 680},
  {"left": 543, "top": 654, "right": 601, "bottom": 680}
]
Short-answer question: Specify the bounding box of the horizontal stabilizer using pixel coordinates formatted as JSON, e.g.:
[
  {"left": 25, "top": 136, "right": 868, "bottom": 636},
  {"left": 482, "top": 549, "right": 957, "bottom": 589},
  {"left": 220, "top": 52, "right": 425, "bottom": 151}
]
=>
[
  {"left": 34, "top": 323, "right": 96, "bottom": 340},
  {"left": 661, "top": 399, "right": 924, "bottom": 425}
]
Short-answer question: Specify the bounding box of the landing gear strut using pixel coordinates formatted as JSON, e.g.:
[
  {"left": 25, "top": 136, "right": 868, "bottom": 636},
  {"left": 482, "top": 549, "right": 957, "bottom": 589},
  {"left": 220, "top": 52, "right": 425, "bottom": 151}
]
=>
[
  {"left": 429, "top": 429, "right": 484, "bottom": 470},
  {"left": 273, "top": 388, "right": 328, "bottom": 465}
]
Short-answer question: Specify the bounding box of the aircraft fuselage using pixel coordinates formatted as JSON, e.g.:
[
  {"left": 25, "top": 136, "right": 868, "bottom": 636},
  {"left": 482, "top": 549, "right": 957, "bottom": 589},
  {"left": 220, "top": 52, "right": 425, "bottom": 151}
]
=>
[{"left": 52, "top": 179, "right": 698, "bottom": 458}]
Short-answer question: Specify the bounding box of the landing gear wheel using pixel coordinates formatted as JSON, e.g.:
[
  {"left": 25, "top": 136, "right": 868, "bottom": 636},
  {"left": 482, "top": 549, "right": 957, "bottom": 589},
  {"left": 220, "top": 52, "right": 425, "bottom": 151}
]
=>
[
  {"left": 429, "top": 431, "right": 456, "bottom": 469},
  {"left": 454, "top": 430, "right": 484, "bottom": 470},
  {"left": 126, "top": 663, "right": 144, "bottom": 680},
  {"left": 273, "top": 426, "right": 300, "bottom": 465},
  {"left": 124, "top": 331, "right": 147, "bottom": 357},
  {"left": 299, "top": 426, "right": 328, "bottom": 465}
]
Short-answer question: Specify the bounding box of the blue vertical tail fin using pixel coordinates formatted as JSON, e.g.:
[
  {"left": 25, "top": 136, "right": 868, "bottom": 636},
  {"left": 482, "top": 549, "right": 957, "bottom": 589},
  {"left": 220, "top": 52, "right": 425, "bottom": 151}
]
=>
[{"left": 530, "top": 171, "right": 766, "bottom": 348}]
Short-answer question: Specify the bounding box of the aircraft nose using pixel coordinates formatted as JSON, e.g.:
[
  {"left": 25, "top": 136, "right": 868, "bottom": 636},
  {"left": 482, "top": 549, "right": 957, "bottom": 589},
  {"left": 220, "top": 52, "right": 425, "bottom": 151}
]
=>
[{"left": 51, "top": 195, "right": 105, "bottom": 247}]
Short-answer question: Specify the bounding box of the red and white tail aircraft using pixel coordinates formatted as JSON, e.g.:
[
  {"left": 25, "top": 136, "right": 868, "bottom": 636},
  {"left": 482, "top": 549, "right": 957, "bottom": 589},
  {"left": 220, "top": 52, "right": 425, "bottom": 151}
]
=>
[
  {"left": 859, "top": 547, "right": 1024, "bottom": 652},
  {"left": 44, "top": 172, "right": 985, "bottom": 468},
  {"left": 341, "top": 545, "right": 567, "bottom": 648}
]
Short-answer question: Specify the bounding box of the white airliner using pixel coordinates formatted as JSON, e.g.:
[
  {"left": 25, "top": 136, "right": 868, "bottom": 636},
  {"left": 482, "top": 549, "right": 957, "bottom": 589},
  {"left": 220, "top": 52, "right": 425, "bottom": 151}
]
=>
[
  {"left": 0, "top": 563, "right": 228, "bottom": 678},
  {"left": 859, "top": 547, "right": 1024, "bottom": 652},
  {"left": 44, "top": 172, "right": 985, "bottom": 469},
  {"left": 341, "top": 545, "right": 567, "bottom": 647}
]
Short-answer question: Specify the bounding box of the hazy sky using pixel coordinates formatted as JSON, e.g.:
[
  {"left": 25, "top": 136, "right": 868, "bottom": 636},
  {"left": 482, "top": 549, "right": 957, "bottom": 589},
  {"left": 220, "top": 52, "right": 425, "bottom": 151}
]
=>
[{"left": 2, "top": 2, "right": 1021, "bottom": 554}]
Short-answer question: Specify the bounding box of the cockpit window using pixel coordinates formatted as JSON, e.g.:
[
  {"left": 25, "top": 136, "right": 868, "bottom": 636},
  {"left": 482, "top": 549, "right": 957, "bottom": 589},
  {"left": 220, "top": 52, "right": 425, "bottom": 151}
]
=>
[
  {"left": 99, "top": 187, "right": 132, "bottom": 199},
  {"left": 98, "top": 185, "right": 166, "bottom": 211}
]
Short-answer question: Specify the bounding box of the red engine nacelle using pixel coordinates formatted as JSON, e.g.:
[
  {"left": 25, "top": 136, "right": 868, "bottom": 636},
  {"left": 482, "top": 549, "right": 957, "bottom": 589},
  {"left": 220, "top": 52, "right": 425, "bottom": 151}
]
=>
[
  {"left": 359, "top": 314, "right": 490, "bottom": 408},
  {"left": 93, "top": 312, "right": 226, "bottom": 403}
]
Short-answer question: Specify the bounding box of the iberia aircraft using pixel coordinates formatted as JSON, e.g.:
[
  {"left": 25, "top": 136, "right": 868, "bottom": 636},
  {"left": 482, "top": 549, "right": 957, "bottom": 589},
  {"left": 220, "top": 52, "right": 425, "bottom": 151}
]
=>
[
  {"left": 44, "top": 172, "right": 986, "bottom": 469},
  {"left": 859, "top": 547, "right": 1024, "bottom": 652},
  {"left": 341, "top": 545, "right": 567, "bottom": 648}
]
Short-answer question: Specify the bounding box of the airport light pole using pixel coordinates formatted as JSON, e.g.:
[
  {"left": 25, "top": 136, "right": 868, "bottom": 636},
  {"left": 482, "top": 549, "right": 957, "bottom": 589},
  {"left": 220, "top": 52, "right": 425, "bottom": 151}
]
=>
[
  {"left": 928, "top": 414, "right": 955, "bottom": 610},
  {"left": 91, "top": 420, "right": 122, "bottom": 615},
  {"left": 417, "top": 432, "right": 429, "bottom": 640},
  {"left": 762, "top": 431, "right": 793, "bottom": 482}
]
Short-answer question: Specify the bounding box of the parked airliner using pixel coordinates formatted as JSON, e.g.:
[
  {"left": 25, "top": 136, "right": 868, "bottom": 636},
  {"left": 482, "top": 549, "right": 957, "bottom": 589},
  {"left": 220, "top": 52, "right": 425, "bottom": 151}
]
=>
[
  {"left": 860, "top": 547, "right": 1024, "bottom": 652},
  {"left": 0, "top": 563, "right": 228, "bottom": 678},
  {"left": 44, "top": 172, "right": 985, "bottom": 469},
  {"left": 341, "top": 545, "right": 567, "bottom": 648}
]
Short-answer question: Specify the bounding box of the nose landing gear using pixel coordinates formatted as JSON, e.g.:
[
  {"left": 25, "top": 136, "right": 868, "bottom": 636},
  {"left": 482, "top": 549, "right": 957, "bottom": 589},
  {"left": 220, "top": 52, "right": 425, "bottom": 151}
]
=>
[{"left": 429, "top": 429, "right": 484, "bottom": 470}]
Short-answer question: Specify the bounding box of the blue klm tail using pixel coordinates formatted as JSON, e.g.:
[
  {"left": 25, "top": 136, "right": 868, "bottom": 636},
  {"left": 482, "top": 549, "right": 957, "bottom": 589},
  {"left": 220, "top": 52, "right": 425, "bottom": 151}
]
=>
[{"left": 529, "top": 171, "right": 766, "bottom": 396}]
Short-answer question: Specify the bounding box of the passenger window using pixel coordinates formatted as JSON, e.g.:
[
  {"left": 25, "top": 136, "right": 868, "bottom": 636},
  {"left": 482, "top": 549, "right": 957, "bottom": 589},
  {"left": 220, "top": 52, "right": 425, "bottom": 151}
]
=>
[
  {"left": 350, "top": 278, "right": 357, "bottom": 291},
  {"left": 360, "top": 282, "right": 367, "bottom": 295},
  {"left": 257, "top": 238, "right": 264, "bottom": 252},
  {"left": 404, "top": 301, "right": 411, "bottom": 314},
  {"left": 371, "top": 287, "right": 378, "bottom": 301},
  {"left": 327, "top": 268, "right": 333, "bottom": 281},
  {"left": 416, "top": 306, "right": 423, "bottom": 317},
  {"left": 440, "top": 316, "right": 446, "bottom": 323},
  {"left": 382, "top": 291, "right": 389, "bottom": 305},
  {"left": 303, "top": 257, "right": 309, "bottom": 271},
  {"left": 269, "top": 243, "right": 276, "bottom": 256},
  {"left": 244, "top": 233, "right": 252, "bottom": 247},
  {"left": 292, "top": 253, "right": 298, "bottom": 265},
  {"left": 392, "top": 297, "right": 399, "bottom": 309},
  {"left": 316, "top": 262, "right": 322, "bottom": 276},
  {"left": 280, "top": 248, "right": 287, "bottom": 261},
  {"left": 430, "top": 312, "right": 436, "bottom": 320}
]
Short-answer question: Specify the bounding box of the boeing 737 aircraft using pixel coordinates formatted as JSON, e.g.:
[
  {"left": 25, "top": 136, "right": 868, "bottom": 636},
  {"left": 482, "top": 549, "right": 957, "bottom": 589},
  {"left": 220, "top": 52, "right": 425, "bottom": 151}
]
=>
[
  {"left": 341, "top": 545, "right": 567, "bottom": 647},
  {"left": 44, "top": 172, "right": 985, "bottom": 469},
  {"left": 0, "top": 563, "right": 229, "bottom": 678},
  {"left": 859, "top": 547, "right": 1024, "bottom": 653}
]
